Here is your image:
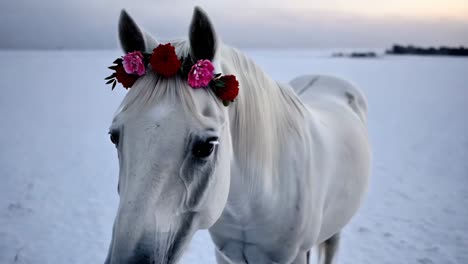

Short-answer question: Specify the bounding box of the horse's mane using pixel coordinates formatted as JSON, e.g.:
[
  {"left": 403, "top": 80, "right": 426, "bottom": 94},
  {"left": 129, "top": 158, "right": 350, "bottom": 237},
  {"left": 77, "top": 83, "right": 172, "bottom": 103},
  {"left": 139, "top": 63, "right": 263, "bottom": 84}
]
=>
[
  {"left": 115, "top": 41, "right": 309, "bottom": 181},
  {"left": 219, "top": 47, "right": 308, "bottom": 182}
]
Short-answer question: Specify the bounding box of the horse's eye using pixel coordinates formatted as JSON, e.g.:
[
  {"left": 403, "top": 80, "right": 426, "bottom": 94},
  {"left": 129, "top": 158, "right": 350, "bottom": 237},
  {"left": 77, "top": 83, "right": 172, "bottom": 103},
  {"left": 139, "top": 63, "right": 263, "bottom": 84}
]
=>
[
  {"left": 193, "top": 137, "right": 218, "bottom": 158},
  {"left": 109, "top": 132, "right": 119, "bottom": 145}
]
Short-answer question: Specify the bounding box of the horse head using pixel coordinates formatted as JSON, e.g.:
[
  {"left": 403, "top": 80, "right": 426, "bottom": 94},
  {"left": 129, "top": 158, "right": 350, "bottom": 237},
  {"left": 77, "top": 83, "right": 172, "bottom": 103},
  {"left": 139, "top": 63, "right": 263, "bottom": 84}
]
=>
[{"left": 105, "top": 7, "right": 233, "bottom": 264}]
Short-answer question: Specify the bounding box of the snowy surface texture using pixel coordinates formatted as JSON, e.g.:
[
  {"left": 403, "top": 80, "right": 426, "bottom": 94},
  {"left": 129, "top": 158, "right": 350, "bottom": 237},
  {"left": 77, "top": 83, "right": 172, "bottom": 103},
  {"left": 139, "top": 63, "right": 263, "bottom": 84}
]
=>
[{"left": 0, "top": 50, "right": 467, "bottom": 264}]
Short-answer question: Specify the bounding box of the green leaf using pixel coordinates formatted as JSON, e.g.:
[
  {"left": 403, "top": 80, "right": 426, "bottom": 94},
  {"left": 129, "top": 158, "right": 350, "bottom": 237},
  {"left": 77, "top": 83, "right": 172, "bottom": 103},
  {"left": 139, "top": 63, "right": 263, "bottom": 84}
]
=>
[
  {"left": 208, "top": 82, "right": 216, "bottom": 91},
  {"left": 108, "top": 65, "right": 118, "bottom": 70},
  {"left": 106, "top": 79, "right": 114, "bottom": 84},
  {"left": 112, "top": 81, "right": 117, "bottom": 90},
  {"left": 214, "top": 73, "right": 222, "bottom": 78},
  {"left": 104, "top": 74, "right": 115, "bottom": 80},
  {"left": 211, "top": 79, "right": 224, "bottom": 88},
  {"left": 222, "top": 100, "right": 230, "bottom": 107},
  {"left": 113, "top": 58, "right": 123, "bottom": 64}
]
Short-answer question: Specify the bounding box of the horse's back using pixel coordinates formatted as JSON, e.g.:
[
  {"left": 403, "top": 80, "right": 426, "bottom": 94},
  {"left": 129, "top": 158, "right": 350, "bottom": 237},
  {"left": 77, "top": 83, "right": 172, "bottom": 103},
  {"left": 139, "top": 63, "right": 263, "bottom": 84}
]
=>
[{"left": 290, "top": 74, "right": 368, "bottom": 124}]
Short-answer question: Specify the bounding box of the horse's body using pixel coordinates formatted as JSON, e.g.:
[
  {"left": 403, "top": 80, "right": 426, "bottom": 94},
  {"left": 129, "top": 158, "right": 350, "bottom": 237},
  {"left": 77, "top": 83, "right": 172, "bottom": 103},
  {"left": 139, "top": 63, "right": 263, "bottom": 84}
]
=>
[
  {"left": 209, "top": 48, "right": 371, "bottom": 263},
  {"left": 105, "top": 8, "right": 371, "bottom": 264}
]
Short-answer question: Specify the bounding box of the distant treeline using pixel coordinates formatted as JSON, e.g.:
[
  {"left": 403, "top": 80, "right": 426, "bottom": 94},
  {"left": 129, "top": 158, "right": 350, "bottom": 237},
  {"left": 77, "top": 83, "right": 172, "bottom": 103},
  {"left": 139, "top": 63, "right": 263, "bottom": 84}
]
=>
[
  {"left": 332, "top": 52, "right": 378, "bottom": 58},
  {"left": 386, "top": 45, "right": 468, "bottom": 56}
]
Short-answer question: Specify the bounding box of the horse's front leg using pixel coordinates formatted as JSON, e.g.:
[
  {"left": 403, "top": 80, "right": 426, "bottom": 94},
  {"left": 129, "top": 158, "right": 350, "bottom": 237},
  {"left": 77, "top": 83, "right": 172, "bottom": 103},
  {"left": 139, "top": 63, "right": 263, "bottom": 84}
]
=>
[
  {"left": 214, "top": 242, "right": 280, "bottom": 264},
  {"left": 291, "top": 250, "right": 310, "bottom": 264},
  {"left": 318, "top": 232, "right": 340, "bottom": 264}
]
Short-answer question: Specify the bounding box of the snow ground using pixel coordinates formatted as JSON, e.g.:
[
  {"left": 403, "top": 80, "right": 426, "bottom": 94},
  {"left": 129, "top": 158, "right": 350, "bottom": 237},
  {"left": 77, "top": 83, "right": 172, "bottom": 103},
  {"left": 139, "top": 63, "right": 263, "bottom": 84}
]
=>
[{"left": 0, "top": 50, "right": 467, "bottom": 264}]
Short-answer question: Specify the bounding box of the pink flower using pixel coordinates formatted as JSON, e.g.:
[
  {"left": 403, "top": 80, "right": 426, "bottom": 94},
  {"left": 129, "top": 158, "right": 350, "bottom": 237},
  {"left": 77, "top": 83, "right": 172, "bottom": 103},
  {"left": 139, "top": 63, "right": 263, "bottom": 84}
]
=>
[
  {"left": 187, "top": 59, "right": 215, "bottom": 88},
  {"left": 122, "top": 51, "right": 146, "bottom": 76}
]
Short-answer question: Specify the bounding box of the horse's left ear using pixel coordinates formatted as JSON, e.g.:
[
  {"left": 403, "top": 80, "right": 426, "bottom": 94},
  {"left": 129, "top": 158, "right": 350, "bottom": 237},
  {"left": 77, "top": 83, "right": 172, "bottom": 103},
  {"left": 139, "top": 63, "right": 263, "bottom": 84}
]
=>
[{"left": 189, "top": 7, "right": 218, "bottom": 61}]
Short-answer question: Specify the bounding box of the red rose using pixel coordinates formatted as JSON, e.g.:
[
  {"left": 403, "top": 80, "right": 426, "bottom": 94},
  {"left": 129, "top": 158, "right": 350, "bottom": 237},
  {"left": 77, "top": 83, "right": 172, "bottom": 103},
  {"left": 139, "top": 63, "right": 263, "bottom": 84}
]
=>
[
  {"left": 215, "top": 75, "right": 239, "bottom": 102},
  {"left": 150, "top": 43, "right": 181, "bottom": 77},
  {"left": 115, "top": 64, "right": 138, "bottom": 89}
]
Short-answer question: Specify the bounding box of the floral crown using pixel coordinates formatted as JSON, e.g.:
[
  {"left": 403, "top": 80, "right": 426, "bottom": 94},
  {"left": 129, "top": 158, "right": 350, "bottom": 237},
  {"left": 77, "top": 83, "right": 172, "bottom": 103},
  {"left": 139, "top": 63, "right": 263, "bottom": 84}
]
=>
[{"left": 105, "top": 43, "right": 239, "bottom": 106}]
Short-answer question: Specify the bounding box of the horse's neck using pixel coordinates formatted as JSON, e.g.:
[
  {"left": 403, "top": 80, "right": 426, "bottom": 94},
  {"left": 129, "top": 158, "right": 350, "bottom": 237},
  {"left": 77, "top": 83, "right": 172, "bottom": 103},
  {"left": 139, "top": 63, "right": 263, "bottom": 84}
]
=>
[{"left": 220, "top": 47, "right": 308, "bottom": 193}]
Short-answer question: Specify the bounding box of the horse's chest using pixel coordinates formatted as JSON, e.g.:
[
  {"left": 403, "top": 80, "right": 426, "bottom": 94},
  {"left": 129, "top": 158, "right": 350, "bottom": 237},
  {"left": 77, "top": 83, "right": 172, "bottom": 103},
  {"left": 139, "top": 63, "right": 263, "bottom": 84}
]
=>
[{"left": 209, "top": 195, "right": 307, "bottom": 263}]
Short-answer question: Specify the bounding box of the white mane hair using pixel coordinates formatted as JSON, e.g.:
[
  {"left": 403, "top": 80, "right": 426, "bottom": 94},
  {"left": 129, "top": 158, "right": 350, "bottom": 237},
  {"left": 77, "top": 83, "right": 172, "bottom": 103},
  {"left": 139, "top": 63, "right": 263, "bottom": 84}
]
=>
[
  {"left": 218, "top": 47, "right": 309, "bottom": 181},
  {"left": 114, "top": 40, "right": 309, "bottom": 181}
]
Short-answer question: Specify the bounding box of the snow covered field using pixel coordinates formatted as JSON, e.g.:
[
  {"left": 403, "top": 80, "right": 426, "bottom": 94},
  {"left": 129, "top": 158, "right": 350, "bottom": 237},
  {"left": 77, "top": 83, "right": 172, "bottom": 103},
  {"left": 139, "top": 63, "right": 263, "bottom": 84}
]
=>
[{"left": 0, "top": 49, "right": 467, "bottom": 264}]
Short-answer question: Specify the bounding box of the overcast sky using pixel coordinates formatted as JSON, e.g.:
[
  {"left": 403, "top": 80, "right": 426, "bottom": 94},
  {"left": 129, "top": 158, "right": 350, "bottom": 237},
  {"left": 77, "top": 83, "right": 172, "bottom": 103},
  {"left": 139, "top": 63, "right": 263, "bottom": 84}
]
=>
[{"left": 1, "top": 0, "right": 468, "bottom": 49}]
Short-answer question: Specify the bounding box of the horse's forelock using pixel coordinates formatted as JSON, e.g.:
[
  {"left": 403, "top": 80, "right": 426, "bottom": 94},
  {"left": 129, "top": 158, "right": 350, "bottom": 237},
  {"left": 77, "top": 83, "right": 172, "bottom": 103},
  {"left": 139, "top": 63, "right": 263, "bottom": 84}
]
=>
[{"left": 114, "top": 39, "right": 218, "bottom": 120}]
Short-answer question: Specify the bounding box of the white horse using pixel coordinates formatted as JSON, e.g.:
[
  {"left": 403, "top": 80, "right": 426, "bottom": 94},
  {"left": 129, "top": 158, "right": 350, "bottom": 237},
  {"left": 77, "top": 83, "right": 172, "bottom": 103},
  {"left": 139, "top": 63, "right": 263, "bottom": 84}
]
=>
[{"left": 105, "top": 7, "right": 371, "bottom": 264}]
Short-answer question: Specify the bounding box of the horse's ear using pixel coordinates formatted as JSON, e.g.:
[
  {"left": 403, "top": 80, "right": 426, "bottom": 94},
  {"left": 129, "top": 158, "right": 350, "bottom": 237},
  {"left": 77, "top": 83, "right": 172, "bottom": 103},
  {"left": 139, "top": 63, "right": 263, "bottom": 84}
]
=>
[
  {"left": 189, "top": 7, "right": 217, "bottom": 61},
  {"left": 118, "top": 9, "right": 158, "bottom": 53}
]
